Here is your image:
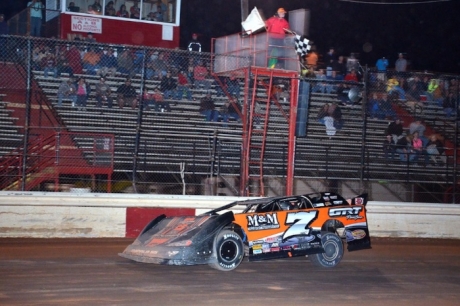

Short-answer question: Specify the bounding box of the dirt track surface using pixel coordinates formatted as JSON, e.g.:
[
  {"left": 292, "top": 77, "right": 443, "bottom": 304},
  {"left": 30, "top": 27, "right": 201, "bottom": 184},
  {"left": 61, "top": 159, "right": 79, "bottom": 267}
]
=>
[{"left": 1, "top": 238, "right": 459, "bottom": 306}]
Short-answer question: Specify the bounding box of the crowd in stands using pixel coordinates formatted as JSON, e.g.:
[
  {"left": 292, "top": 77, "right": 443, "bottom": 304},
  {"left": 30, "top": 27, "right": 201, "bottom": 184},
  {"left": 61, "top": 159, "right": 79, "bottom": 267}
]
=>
[{"left": 67, "top": 0, "right": 173, "bottom": 23}]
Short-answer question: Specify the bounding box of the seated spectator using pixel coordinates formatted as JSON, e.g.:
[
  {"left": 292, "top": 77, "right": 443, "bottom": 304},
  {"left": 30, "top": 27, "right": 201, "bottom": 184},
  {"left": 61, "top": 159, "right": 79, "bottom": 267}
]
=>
[
  {"left": 153, "top": 5, "right": 164, "bottom": 21},
  {"left": 82, "top": 47, "right": 101, "bottom": 75},
  {"left": 328, "top": 102, "right": 344, "bottom": 130},
  {"left": 86, "top": 32, "right": 96, "bottom": 43},
  {"left": 368, "top": 93, "right": 384, "bottom": 119},
  {"left": 130, "top": 1, "right": 141, "bottom": 19},
  {"left": 317, "top": 103, "right": 329, "bottom": 124},
  {"left": 344, "top": 69, "right": 359, "bottom": 82},
  {"left": 177, "top": 69, "right": 193, "bottom": 100},
  {"left": 67, "top": 2, "right": 79, "bottom": 12},
  {"left": 149, "top": 52, "right": 169, "bottom": 79},
  {"left": 57, "top": 53, "right": 74, "bottom": 77},
  {"left": 386, "top": 77, "right": 406, "bottom": 101},
  {"left": 105, "top": 1, "right": 116, "bottom": 16},
  {"left": 144, "top": 11, "right": 156, "bottom": 21},
  {"left": 409, "top": 118, "right": 428, "bottom": 147},
  {"left": 220, "top": 96, "right": 242, "bottom": 127},
  {"left": 57, "top": 78, "right": 77, "bottom": 107},
  {"left": 425, "top": 134, "right": 446, "bottom": 166},
  {"left": 75, "top": 77, "right": 91, "bottom": 110},
  {"left": 116, "top": 79, "right": 138, "bottom": 109},
  {"left": 386, "top": 117, "right": 404, "bottom": 144},
  {"left": 152, "top": 88, "right": 171, "bottom": 112},
  {"left": 160, "top": 71, "right": 177, "bottom": 99},
  {"left": 426, "top": 78, "right": 443, "bottom": 106},
  {"left": 410, "top": 131, "right": 424, "bottom": 163},
  {"left": 199, "top": 92, "right": 219, "bottom": 122},
  {"left": 117, "top": 48, "right": 134, "bottom": 76},
  {"left": 42, "top": 50, "right": 57, "bottom": 78},
  {"left": 117, "top": 4, "right": 129, "bottom": 18},
  {"left": 95, "top": 77, "right": 113, "bottom": 108},
  {"left": 87, "top": 5, "right": 97, "bottom": 14},
  {"left": 98, "top": 48, "right": 118, "bottom": 77},
  {"left": 139, "top": 88, "right": 154, "bottom": 110},
  {"left": 91, "top": 0, "right": 102, "bottom": 14},
  {"left": 395, "top": 134, "right": 412, "bottom": 162},
  {"left": 226, "top": 74, "right": 241, "bottom": 98},
  {"left": 383, "top": 134, "right": 396, "bottom": 161},
  {"left": 312, "top": 69, "right": 329, "bottom": 93},
  {"left": 379, "top": 93, "right": 396, "bottom": 119},
  {"left": 194, "top": 61, "right": 212, "bottom": 91},
  {"left": 443, "top": 92, "right": 455, "bottom": 118}
]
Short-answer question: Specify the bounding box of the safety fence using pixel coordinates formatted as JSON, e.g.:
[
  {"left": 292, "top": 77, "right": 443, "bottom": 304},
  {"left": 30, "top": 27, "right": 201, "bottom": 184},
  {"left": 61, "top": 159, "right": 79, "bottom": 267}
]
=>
[{"left": 0, "top": 35, "right": 459, "bottom": 202}]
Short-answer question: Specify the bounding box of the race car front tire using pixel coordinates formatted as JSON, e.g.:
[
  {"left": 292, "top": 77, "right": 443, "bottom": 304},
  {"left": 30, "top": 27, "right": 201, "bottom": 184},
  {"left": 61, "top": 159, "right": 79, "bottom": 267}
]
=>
[
  {"left": 209, "top": 230, "right": 244, "bottom": 271},
  {"left": 309, "top": 232, "right": 343, "bottom": 268}
]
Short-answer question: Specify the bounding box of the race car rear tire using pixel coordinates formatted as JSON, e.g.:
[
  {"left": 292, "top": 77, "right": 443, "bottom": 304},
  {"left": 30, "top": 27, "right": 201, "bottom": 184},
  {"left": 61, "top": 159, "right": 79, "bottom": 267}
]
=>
[
  {"left": 209, "top": 230, "right": 244, "bottom": 271},
  {"left": 309, "top": 232, "right": 343, "bottom": 268}
]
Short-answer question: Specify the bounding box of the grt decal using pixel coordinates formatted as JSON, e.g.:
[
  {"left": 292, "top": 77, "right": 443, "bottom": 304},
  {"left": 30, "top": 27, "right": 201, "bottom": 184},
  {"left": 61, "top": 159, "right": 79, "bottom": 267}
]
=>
[
  {"left": 329, "top": 207, "right": 363, "bottom": 218},
  {"left": 282, "top": 211, "right": 318, "bottom": 240},
  {"left": 247, "top": 213, "right": 280, "bottom": 231}
]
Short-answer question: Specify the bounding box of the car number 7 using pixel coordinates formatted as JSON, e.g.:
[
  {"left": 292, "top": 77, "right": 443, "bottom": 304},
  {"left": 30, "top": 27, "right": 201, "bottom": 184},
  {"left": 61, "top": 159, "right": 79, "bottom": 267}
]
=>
[{"left": 282, "top": 211, "right": 318, "bottom": 240}]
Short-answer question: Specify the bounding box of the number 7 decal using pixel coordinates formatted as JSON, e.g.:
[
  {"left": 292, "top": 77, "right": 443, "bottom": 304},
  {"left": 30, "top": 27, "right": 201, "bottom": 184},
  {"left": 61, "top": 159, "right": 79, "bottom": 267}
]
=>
[{"left": 282, "top": 211, "right": 318, "bottom": 241}]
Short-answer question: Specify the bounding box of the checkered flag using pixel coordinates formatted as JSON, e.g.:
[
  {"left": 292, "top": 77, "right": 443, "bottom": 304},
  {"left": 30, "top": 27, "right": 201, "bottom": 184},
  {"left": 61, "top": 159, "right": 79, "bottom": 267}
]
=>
[{"left": 294, "top": 35, "right": 311, "bottom": 56}]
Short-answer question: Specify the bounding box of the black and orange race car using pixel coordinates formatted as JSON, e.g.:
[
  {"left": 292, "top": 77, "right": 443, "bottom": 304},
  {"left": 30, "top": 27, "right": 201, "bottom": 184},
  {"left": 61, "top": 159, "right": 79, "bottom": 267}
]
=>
[{"left": 119, "top": 192, "right": 371, "bottom": 271}]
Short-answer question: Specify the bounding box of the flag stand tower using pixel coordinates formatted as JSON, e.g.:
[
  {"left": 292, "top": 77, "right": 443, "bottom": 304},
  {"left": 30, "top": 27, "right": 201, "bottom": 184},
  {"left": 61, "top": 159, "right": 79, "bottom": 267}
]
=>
[{"left": 212, "top": 31, "right": 309, "bottom": 197}]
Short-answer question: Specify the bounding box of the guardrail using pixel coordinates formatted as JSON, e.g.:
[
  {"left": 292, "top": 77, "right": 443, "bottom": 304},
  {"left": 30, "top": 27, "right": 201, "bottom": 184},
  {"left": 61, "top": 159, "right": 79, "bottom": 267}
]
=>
[{"left": 1, "top": 191, "right": 459, "bottom": 239}]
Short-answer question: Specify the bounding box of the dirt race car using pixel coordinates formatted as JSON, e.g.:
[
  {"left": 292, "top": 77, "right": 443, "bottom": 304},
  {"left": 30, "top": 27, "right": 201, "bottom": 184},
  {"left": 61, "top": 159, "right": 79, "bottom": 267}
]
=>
[{"left": 119, "top": 192, "right": 371, "bottom": 271}]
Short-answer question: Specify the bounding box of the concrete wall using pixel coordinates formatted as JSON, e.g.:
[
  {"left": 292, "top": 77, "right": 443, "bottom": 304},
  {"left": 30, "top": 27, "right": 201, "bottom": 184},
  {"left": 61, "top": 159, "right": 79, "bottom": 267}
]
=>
[{"left": 1, "top": 191, "right": 459, "bottom": 239}]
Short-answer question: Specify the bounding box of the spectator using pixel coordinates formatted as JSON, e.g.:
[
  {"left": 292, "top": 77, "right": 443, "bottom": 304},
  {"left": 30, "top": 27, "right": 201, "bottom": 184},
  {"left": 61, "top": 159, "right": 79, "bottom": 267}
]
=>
[
  {"left": 82, "top": 47, "right": 101, "bottom": 75},
  {"left": 56, "top": 53, "right": 74, "bottom": 77},
  {"left": 312, "top": 69, "right": 330, "bottom": 93},
  {"left": 426, "top": 134, "right": 446, "bottom": 166},
  {"left": 87, "top": 5, "right": 97, "bottom": 14},
  {"left": 116, "top": 79, "right": 138, "bottom": 109},
  {"left": 91, "top": 0, "right": 102, "bottom": 14},
  {"left": 220, "top": 96, "right": 242, "bottom": 127},
  {"left": 67, "top": 44, "right": 83, "bottom": 75},
  {"left": 410, "top": 132, "right": 424, "bottom": 163},
  {"left": 42, "top": 50, "right": 58, "bottom": 78},
  {"left": 67, "top": 2, "right": 79, "bottom": 12},
  {"left": 333, "top": 56, "right": 347, "bottom": 80},
  {"left": 199, "top": 92, "right": 219, "bottom": 122},
  {"left": 150, "top": 52, "right": 169, "bottom": 78},
  {"left": 27, "top": 0, "right": 44, "bottom": 37},
  {"left": 98, "top": 48, "right": 118, "bottom": 77},
  {"left": 375, "top": 56, "right": 388, "bottom": 83},
  {"left": 426, "top": 78, "right": 443, "bottom": 106},
  {"left": 152, "top": 88, "right": 171, "bottom": 112},
  {"left": 139, "top": 88, "right": 154, "bottom": 110},
  {"left": 226, "top": 74, "right": 241, "bottom": 98},
  {"left": 117, "top": 48, "right": 134, "bottom": 75},
  {"left": 130, "top": 1, "right": 141, "bottom": 19},
  {"left": 188, "top": 33, "right": 202, "bottom": 52},
  {"left": 368, "top": 93, "right": 383, "bottom": 119},
  {"left": 86, "top": 32, "right": 96, "bottom": 43},
  {"left": 160, "top": 71, "right": 177, "bottom": 99},
  {"left": 379, "top": 93, "right": 397, "bottom": 119},
  {"left": 317, "top": 103, "right": 329, "bottom": 124},
  {"left": 117, "top": 4, "right": 129, "bottom": 18},
  {"left": 75, "top": 77, "right": 91, "bottom": 110},
  {"left": 395, "top": 135, "right": 412, "bottom": 162},
  {"left": 323, "top": 47, "right": 337, "bottom": 77},
  {"left": 95, "top": 77, "right": 113, "bottom": 108},
  {"left": 328, "top": 103, "right": 344, "bottom": 130},
  {"left": 386, "top": 117, "right": 404, "bottom": 144},
  {"left": 344, "top": 69, "right": 359, "bottom": 82},
  {"left": 186, "top": 65, "right": 195, "bottom": 87},
  {"left": 105, "top": 1, "right": 116, "bottom": 16},
  {"left": 144, "top": 11, "right": 156, "bottom": 21},
  {"left": 395, "top": 53, "right": 407, "bottom": 73},
  {"left": 383, "top": 134, "right": 396, "bottom": 161},
  {"left": 57, "top": 78, "right": 77, "bottom": 107},
  {"left": 194, "top": 61, "right": 211, "bottom": 90},
  {"left": 443, "top": 92, "right": 456, "bottom": 118},
  {"left": 386, "top": 77, "right": 406, "bottom": 100},
  {"left": 305, "top": 45, "right": 318, "bottom": 70},
  {"left": 409, "top": 118, "right": 428, "bottom": 146},
  {"left": 153, "top": 5, "right": 164, "bottom": 21},
  {"left": 177, "top": 69, "right": 193, "bottom": 100}
]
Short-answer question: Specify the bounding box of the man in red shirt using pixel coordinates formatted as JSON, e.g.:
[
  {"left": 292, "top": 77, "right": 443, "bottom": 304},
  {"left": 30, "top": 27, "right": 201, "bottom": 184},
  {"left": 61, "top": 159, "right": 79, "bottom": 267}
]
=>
[{"left": 265, "top": 8, "right": 290, "bottom": 69}]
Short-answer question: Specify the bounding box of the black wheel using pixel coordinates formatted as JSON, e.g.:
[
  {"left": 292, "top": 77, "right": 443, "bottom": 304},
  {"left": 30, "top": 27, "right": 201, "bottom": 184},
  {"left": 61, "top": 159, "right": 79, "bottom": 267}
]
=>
[
  {"left": 310, "top": 232, "right": 343, "bottom": 268},
  {"left": 209, "top": 230, "right": 244, "bottom": 271}
]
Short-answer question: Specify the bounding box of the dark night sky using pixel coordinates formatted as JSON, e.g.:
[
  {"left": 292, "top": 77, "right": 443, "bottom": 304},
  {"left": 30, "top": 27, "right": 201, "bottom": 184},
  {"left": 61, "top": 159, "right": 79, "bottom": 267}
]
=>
[{"left": 2, "top": 0, "right": 459, "bottom": 74}]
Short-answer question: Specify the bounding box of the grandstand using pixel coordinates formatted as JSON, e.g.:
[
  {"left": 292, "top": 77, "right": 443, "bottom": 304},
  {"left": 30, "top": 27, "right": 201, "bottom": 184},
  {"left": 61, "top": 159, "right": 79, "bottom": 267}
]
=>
[{"left": 0, "top": 36, "right": 459, "bottom": 202}]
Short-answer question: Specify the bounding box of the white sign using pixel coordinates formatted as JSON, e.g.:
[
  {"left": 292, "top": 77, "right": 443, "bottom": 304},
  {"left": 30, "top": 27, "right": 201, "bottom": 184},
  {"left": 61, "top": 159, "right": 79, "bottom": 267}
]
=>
[{"left": 71, "top": 16, "right": 102, "bottom": 34}]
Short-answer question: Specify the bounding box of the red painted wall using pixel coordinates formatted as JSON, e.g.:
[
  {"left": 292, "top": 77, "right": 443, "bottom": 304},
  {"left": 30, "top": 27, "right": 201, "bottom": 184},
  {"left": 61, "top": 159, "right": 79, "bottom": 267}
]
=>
[
  {"left": 60, "top": 13, "right": 180, "bottom": 48},
  {"left": 125, "top": 207, "right": 195, "bottom": 238}
]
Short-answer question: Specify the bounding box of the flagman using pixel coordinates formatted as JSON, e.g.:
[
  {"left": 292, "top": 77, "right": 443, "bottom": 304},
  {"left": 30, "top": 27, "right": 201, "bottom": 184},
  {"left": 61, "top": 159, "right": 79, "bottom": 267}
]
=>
[{"left": 265, "top": 8, "right": 291, "bottom": 68}]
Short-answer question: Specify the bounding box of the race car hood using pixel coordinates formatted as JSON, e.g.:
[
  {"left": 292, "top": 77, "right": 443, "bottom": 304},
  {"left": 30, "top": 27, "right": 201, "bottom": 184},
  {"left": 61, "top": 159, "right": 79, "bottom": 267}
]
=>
[{"left": 119, "top": 212, "right": 234, "bottom": 265}]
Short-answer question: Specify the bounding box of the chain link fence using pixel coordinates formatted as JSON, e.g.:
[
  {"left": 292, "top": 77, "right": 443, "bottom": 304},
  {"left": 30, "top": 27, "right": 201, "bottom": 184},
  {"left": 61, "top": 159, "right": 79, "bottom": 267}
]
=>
[{"left": 0, "top": 35, "right": 459, "bottom": 202}]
